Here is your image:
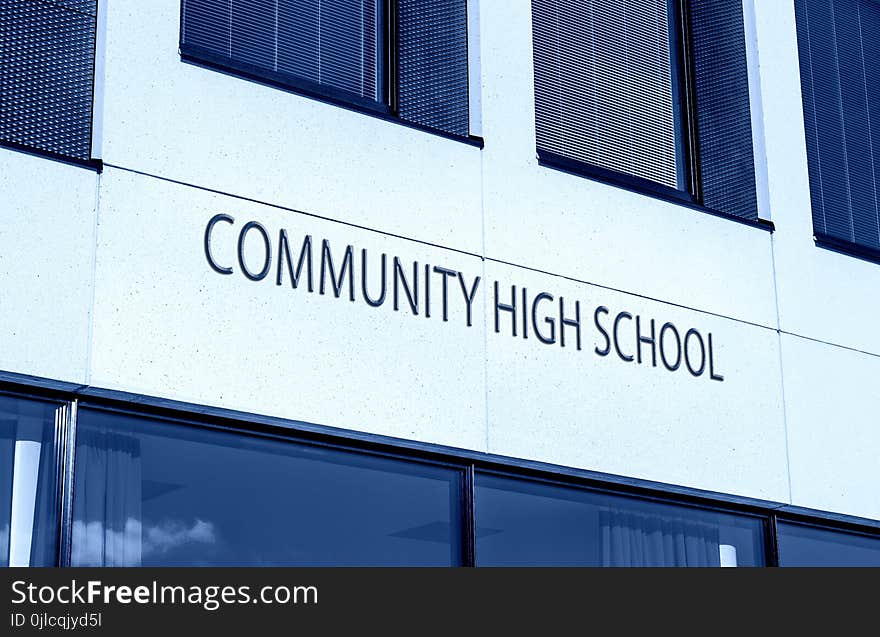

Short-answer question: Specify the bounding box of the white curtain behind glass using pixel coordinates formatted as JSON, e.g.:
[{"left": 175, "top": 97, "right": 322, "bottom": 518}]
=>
[
  {"left": 72, "top": 428, "right": 142, "bottom": 566},
  {"left": 600, "top": 509, "right": 721, "bottom": 566}
]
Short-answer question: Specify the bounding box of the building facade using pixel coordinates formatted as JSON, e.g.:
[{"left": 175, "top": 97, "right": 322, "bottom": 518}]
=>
[{"left": 1, "top": 0, "right": 879, "bottom": 566}]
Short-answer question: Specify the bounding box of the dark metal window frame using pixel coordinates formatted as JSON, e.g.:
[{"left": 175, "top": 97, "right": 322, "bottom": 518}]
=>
[
  {"left": 535, "top": 0, "right": 773, "bottom": 232},
  {"left": 0, "top": 140, "right": 103, "bottom": 173},
  {"left": 177, "top": 0, "right": 484, "bottom": 148},
  {"left": 814, "top": 233, "right": 880, "bottom": 268},
  {"left": 1, "top": 374, "right": 878, "bottom": 567}
]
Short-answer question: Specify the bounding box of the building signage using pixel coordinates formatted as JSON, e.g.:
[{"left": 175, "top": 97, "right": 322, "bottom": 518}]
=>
[{"left": 204, "top": 214, "right": 724, "bottom": 381}]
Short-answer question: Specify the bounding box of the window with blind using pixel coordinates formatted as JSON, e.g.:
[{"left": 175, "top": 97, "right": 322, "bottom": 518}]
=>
[
  {"left": 795, "top": 0, "right": 880, "bottom": 262},
  {"left": 0, "top": 0, "right": 98, "bottom": 164},
  {"left": 180, "top": 0, "right": 471, "bottom": 138},
  {"left": 531, "top": 0, "right": 761, "bottom": 222}
]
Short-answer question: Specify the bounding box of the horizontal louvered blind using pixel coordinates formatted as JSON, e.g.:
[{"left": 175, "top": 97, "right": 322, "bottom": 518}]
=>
[
  {"left": 397, "top": 0, "right": 469, "bottom": 136},
  {"left": 181, "top": 0, "right": 380, "bottom": 103},
  {"left": 532, "top": 0, "right": 681, "bottom": 190},
  {"left": 0, "top": 0, "right": 97, "bottom": 161},
  {"left": 796, "top": 0, "right": 880, "bottom": 250},
  {"left": 690, "top": 0, "right": 758, "bottom": 220}
]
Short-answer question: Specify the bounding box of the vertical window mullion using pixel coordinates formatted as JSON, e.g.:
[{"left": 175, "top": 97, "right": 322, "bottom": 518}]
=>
[
  {"left": 57, "top": 400, "right": 78, "bottom": 567},
  {"left": 676, "top": 0, "right": 703, "bottom": 201},
  {"left": 387, "top": 0, "right": 399, "bottom": 114},
  {"left": 463, "top": 464, "right": 476, "bottom": 566},
  {"left": 765, "top": 512, "right": 780, "bottom": 567}
]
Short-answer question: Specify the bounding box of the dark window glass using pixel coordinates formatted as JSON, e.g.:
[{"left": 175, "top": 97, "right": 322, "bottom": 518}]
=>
[
  {"left": 689, "top": 0, "right": 759, "bottom": 217},
  {"left": 180, "top": 0, "right": 470, "bottom": 136},
  {"left": 0, "top": 395, "right": 61, "bottom": 567},
  {"left": 795, "top": 0, "right": 880, "bottom": 255},
  {"left": 475, "top": 473, "right": 765, "bottom": 566},
  {"left": 182, "top": 0, "right": 380, "bottom": 103},
  {"left": 532, "top": 0, "right": 682, "bottom": 189},
  {"left": 778, "top": 521, "right": 880, "bottom": 566},
  {"left": 531, "top": 0, "right": 759, "bottom": 220},
  {"left": 71, "top": 409, "right": 463, "bottom": 566},
  {"left": 397, "top": 0, "right": 470, "bottom": 136},
  {"left": 0, "top": 0, "right": 97, "bottom": 161}
]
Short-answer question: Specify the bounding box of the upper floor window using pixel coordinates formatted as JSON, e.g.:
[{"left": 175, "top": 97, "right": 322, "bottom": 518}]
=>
[
  {"left": 180, "top": 0, "right": 471, "bottom": 138},
  {"left": 530, "top": 0, "right": 763, "bottom": 223},
  {"left": 0, "top": 0, "right": 98, "bottom": 163},
  {"left": 795, "top": 0, "right": 880, "bottom": 261}
]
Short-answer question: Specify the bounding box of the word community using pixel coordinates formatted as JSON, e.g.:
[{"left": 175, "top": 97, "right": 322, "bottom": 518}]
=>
[{"left": 205, "top": 214, "right": 724, "bottom": 381}]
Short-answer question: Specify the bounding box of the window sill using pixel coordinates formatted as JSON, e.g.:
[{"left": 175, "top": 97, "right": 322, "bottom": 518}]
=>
[
  {"left": 180, "top": 45, "right": 484, "bottom": 149},
  {"left": 0, "top": 140, "right": 102, "bottom": 173},
  {"left": 814, "top": 233, "right": 880, "bottom": 266},
  {"left": 537, "top": 149, "right": 774, "bottom": 232}
]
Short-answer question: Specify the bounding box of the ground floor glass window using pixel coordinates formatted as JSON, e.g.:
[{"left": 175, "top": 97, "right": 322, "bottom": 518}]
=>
[
  {"left": 777, "top": 521, "right": 880, "bottom": 567},
  {"left": 0, "top": 395, "right": 59, "bottom": 567},
  {"left": 70, "top": 409, "right": 463, "bottom": 566},
  {"left": 474, "top": 473, "right": 765, "bottom": 567}
]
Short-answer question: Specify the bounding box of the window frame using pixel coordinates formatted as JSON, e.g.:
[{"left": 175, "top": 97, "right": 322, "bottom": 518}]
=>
[
  {"left": 0, "top": 390, "right": 70, "bottom": 567},
  {"left": 178, "top": 1, "right": 391, "bottom": 117},
  {"left": 775, "top": 516, "right": 880, "bottom": 566},
  {"left": 0, "top": 0, "right": 103, "bottom": 171},
  {"left": 69, "top": 403, "right": 470, "bottom": 566},
  {"left": 795, "top": 0, "right": 880, "bottom": 264},
  {"left": 177, "top": 0, "right": 483, "bottom": 147},
  {"left": 533, "top": 0, "right": 773, "bottom": 231},
  {"left": 2, "top": 377, "right": 878, "bottom": 567},
  {"left": 473, "top": 467, "right": 772, "bottom": 567}
]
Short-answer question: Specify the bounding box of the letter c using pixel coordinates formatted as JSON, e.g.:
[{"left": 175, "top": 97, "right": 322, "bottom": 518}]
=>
[
  {"left": 613, "top": 312, "right": 634, "bottom": 362},
  {"left": 204, "top": 213, "right": 235, "bottom": 275}
]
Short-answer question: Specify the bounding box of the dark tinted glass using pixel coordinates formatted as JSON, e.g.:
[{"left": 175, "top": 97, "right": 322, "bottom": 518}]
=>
[
  {"left": 0, "top": 0, "right": 97, "bottom": 160},
  {"left": 532, "top": 0, "right": 682, "bottom": 189},
  {"left": 475, "top": 473, "right": 765, "bottom": 566},
  {"left": 531, "top": 0, "right": 759, "bottom": 219},
  {"left": 690, "top": 0, "right": 759, "bottom": 219},
  {"left": 0, "top": 395, "right": 60, "bottom": 567},
  {"left": 181, "top": 0, "right": 381, "bottom": 103},
  {"left": 795, "top": 0, "right": 880, "bottom": 251},
  {"left": 778, "top": 521, "right": 880, "bottom": 566},
  {"left": 397, "top": 0, "right": 470, "bottom": 136},
  {"left": 71, "top": 409, "right": 463, "bottom": 566}
]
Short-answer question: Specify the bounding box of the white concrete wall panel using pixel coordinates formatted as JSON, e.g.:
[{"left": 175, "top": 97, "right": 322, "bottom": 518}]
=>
[
  {"left": 2, "top": 0, "right": 879, "bottom": 525},
  {"left": 98, "top": 0, "right": 483, "bottom": 254},
  {"left": 754, "top": 0, "right": 880, "bottom": 355},
  {"left": 783, "top": 334, "right": 880, "bottom": 520},
  {"left": 88, "top": 167, "right": 487, "bottom": 450},
  {"left": 0, "top": 149, "right": 97, "bottom": 383},
  {"left": 484, "top": 260, "right": 790, "bottom": 502},
  {"left": 477, "top": 0, "right": 779, "bottom": 329}
]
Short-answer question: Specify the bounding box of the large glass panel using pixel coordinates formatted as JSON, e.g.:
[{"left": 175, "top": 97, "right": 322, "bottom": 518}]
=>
[
  {"left": 475, "top": 473, "right": 764, "bottom": 566},
  {"left": 778, "top": 522, "right": 880, "bottom": 566},
  {"left": 0, "top": 394, "right": 60, "bottom": 567},
  {"left": 71, "top": 409, "right": 463, "bottom": 566}
]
